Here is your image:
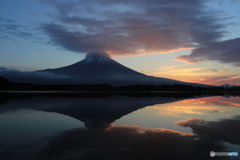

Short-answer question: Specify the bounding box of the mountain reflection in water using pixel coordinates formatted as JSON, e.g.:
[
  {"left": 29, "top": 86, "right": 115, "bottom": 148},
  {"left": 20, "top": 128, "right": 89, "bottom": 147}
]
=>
[{"left": 0, "top": 93, "right": 239, "bottom": 160}]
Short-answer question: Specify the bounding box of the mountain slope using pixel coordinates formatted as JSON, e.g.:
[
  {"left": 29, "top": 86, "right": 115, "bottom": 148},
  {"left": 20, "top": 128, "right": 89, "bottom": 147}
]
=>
[
  {"left": 39, "top": 52, "right": 145, "bottom": 78},
  {"left": 0, "top": 52, "right": 207, "bottom": 86},
  {"left": 37, "top": 52, "right": 190, "bottom": 85}
]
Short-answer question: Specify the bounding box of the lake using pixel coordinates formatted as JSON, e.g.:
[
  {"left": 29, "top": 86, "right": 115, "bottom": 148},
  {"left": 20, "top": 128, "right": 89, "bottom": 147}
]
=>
[{"left": 0, "top": 92, "right": 239, "bottom": 160}]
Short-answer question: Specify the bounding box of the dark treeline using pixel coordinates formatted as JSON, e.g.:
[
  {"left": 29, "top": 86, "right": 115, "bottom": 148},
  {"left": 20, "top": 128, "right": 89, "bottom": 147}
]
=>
[{"left": 1, "top": 76, "right": 240, "bottom": 92}]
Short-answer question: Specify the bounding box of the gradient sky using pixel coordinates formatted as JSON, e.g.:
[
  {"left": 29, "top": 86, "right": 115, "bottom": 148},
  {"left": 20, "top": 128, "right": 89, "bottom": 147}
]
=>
[{"left": 0, "top": 0, "right": 240, "bottom": 85}]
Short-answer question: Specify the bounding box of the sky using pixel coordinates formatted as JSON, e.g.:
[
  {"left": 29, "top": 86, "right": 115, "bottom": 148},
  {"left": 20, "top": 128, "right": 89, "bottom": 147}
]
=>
[{"left": 0, "top": 0, "right": 240, "bottom": 86}]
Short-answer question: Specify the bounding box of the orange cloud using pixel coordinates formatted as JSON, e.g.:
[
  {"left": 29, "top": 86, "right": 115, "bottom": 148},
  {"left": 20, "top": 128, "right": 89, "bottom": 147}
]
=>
[
  {"left": 185, "top": 75, "right": 240, "bottom": 85},
  {"left": 151, "top": 105, "right": 224, "bottom": 116},
  {"left": 106, "top": 125, "right": 193, "bottom": 136},
  {"left": 152, "top": 67, "right": 221, "bottom": 77}
]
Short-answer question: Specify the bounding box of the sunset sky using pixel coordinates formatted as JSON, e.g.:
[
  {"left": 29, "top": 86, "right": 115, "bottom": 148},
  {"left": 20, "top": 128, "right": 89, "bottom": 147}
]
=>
[{"left": 0, "top": 0, "right": 240, "bottom": 85}]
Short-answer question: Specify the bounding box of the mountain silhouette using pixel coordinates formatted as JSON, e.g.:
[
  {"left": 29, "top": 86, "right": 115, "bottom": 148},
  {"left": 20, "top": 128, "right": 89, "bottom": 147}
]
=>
[
  {"left": 39, "top": 52, "right": 145, "bottom": 78},
  {"left": 0, "top": 52, "right": 207, "bottom": 86},
  {"left": 36, "top": 52, "right": 200, "bottom": 86}
]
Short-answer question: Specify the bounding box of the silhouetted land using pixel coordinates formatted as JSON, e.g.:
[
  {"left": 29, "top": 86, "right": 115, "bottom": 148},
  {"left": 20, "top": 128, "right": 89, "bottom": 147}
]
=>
[{"left": 1, "top": 76, "right": 240, "bottom": 92}]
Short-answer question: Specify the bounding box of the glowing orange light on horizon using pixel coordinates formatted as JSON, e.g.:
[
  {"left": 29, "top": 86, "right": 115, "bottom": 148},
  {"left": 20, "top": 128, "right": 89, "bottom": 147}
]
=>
[{"left": 107, "top": 47, "right": 193, "bottom": 57}]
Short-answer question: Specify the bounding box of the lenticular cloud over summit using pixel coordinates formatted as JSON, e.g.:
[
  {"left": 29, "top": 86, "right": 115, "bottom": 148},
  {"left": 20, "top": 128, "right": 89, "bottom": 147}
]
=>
[
  {"left": 87, "top": 52, "right": 111, "bottom": 59},
  {"left": 83, "top": 52, "right": 112, "bottom": 64}
]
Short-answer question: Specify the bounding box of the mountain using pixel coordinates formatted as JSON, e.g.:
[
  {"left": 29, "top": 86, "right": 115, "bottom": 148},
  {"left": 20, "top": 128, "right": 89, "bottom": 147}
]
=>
[
  {"left": 0, "top": 52, "right": 206, "bottom": 86},
  {"left": 36, "top": 51, "right": 197, "bottom": 85},
  {"left": 39, "top": 52, "right": 145, "bottom": 78}
]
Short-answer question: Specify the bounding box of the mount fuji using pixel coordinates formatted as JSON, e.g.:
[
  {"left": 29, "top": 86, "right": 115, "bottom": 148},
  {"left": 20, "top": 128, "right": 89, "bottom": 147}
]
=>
[
  {"left": 0, "top": 52, "right": 204, "bottom": 86},
  {"left": 35, "top": 52, "right": 197, "bottom": 86},
  {"left": 39, "top": 52, "right": 145, "bottom": 78}
]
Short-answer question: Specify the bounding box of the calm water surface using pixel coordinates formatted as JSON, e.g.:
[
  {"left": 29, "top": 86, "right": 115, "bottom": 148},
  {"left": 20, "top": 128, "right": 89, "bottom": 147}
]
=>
[{"left": 0, "top": 93, "right": 239, "bottom": 160}]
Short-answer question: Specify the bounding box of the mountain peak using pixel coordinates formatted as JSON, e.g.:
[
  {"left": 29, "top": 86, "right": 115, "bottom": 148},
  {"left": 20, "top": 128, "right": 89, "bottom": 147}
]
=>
[
  {"left": 82, "top": 52, "right": 112, "bottom": 64},
  {"left": 35, "top": 51, "right": 193, "bottom": 86}
]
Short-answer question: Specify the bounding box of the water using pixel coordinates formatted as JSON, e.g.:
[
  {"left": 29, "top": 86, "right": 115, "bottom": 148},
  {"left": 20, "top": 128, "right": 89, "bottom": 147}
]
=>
[{"left": 0, "top": 92, "right": 239, "bottom": 160}]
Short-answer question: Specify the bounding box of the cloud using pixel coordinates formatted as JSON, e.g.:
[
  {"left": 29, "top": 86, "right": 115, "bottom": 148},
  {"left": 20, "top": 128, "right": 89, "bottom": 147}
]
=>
[
  {"left": 0, "top": 35, "right": 9, "bottom": 39},
  {"left": 0, "top": 16, "right": 34, "bottom": 39},
  {"left": 188, "top": 96, "right": 240, "bottom": 108},
  {"left": 176, "top": 38, "right": 240, "bottom": 66},
  {"left": 0, "top": 125, "right": 229, "bottom": 160},
  {"left": 151, "top": 105, "right": 227, "bottom": 116},
  {"left": 150, "top": 96, "right": 239, "bottom": 116},
  {"left": 0, "top": 16, "right": 15, "bottom": 23},
  {"left": 40, "top": 0, "right": 227, "bottom": 56},
  {"left": 176, "top": 115, "right": 240, "bottom": 145},
  {"left": 152, "top": 67, "right": 224, "bottom": 77},
  {"left": 0, "top": 67, "right": 70, "bottom": 84},
  {"left": 40, "top": 126, "right": 195, "bottom": 159},
  {"left": 189, "top": 75, "right": 240, "bottom": 85},
  {"left": 157, "top": 66, "right": 180, "bottom": 71}
]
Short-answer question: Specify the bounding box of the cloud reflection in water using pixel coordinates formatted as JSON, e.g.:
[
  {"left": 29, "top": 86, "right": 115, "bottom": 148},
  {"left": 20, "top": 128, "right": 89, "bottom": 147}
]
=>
[{"left": 1, "top": 125, "right": 230, "bottom": 160}]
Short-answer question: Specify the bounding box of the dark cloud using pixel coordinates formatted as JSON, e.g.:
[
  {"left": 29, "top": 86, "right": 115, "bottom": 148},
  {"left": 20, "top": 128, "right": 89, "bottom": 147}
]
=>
[
  {"left": 193, "top": 74, "right": 240, "bottom": 86},
  {"left": 40, "top": 126, "right": 194, "bottom": 160},
  {"left": 0, "top": 67, "right": 70, "bottom": 84},
  {"left": 176, "top": 115, "right": 240, "bottom": 145},
  {"left": 0, "top": 17, "right": 34, "bottom": 39},
  {"left": 41, "top": 0, "right": 227, "bottom": 56},
  {"left": 209, "top": 109, "right": 220, "bottom": 113},
  {"left": 40, "top": 0, "right": 240, "bottom": 66},
  {"left": 176, "top": 38, "right": 240, "bottom": 66},
  {"left": 0, "top": 16, "right": 15, "bottom": 23},
  {"left": 208, "top": 69, "right": 219, "bottom": 72},
  {"left": 0, "top": 126, "right": 228, "bottom": 160},
  {"left": 0, "top": 35, "right": 9, "bottom": 39}
]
